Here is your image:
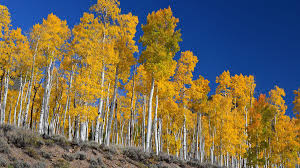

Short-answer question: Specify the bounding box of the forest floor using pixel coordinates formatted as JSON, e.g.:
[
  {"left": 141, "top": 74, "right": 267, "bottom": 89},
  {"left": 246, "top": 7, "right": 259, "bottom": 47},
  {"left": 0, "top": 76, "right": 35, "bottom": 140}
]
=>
[{"left": 0, "top": 125, "right": 223, "bottom": 168}]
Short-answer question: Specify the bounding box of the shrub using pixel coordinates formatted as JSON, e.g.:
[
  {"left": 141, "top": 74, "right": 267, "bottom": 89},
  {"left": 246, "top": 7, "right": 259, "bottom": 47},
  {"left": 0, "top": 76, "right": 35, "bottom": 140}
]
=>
[
  {"left": 96, "top": 157, "right": 103, "bottom": 165},
  {"left": 25, "top": 147, "right": 40, "bottom": 159},
  {"left": 8, "top": 155, "right": 16, "bottom": 162},
  {"left": 32, "top": 162, "right": 46, "bottom": 168},
  {"left": 0, "top": 124, "right": 15, "bottom": 135},
  {"left": 88, "top": 157, "right": 104, "bottom": 168},
  {"left": 157, "top": 152, "right": 181, "bottom": 164},
  {"left": 7, "top": 128, "right": 43, "bottom": 148},
  {"left": 88, "top": 165, "right": 98, "bottom": 168},
  {"left": 86, "top": 141, "right": 100, "bottom": 150},
  {"left": 0, "top": 156, "right": 8, "bottom": 167},
  {"left": 62, "top": 153, "right": 75, "bottom": 162},
  {"left": 104, "top": 153, "right": 113, "bottom": 160},
  {"left": 51, "top": 135, "right": 69, "bottom": 148},
  {"left": 79, "top": 143, "right": 89, "bottom": 152},
  {"left": 156, "top": 162, "right": 170, "bottom": 168},
  {"left": 12, "top": 160, "right": 31, "bottom": 168},
  {"left": 44, "top": 139, "right": 55, "bottom": 146},
  {"left": 74, "top": 151, "right": 87, "bottom": 160},
  {"left": 53, "top": 159, "right": 70, "bottom": 168},
  {"left": 100, "top": 144, "right": 118, "bottom": 155},
  {"left": 186, "top": 160, "right": 223, "bottom": 168},
  {"left": 0, "top": 137, "right": 10, "bottom": 154},
  {"left": 40, "top": 151, "right": 52, "bottom": 160},
  {"left": 148, "top": 164, "right": 158, "bottom": 168},
  {"left": 89, "top": 158, "right": 98, "bottom": 166},
  {"left": 123, "top": 147, "right": 150, "bottom": 163},
  {"left": 81, "top": 141, "right": 100, "bottom": 151},
  {"left": 70, "top": 140, "right": 80, "bottom": 147}
]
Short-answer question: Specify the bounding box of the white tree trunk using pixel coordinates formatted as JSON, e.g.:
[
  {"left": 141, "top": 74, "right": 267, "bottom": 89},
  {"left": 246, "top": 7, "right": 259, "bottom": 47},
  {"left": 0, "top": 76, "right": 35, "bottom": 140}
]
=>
[
  {"left": 80, "top": 119, "right": 87, "bottom": 142},
  {"left": 17, "top": 77, "right": 26, "bottom": 127},
  {"left": 22, "top": 78, "right": 31, "bottom": 127},
  {"left": 1, "top": 71, "right": 9, "bottom": 124},
  {"left": 200, "top": 113, "right": 205, "bottom": 162},
  {"left": 23, "top": 40, "right": 39, "bottom": 128},
  {"left": 44, "top": 61, "right": 54, "bottom": 134},
  {"left": 183, "top": 116, "right": 187, "bottom": 160},
  {"left": 101, "top": 83, "right": 110, "bottom": 144},
  {"left": 49, "top": 114, "right": 56, "bottom": 136},
  {"left": 142, "top": 94, "right": 146, "bottom": 151},
  {"left": 62, "top": 67, "right": 74, "bottom": 134},
  {"left": 68, "top": 115, "right": 72, "bottom": 141},
  {"left": 154, "top": 93, "right": 159, "bottom": 155},
  {"left": 128, "top": 69, "right": 135, "bottom": 146},
  {"left": 196, "top": 112, "right": 200, "bottom": 160},
  {"left": 105, "top": 69, "right": 118, "bottom": 146},
  {"left": 95, "top": 66, "right": 105, "bottom": 142},
  {"left": 146, "top": 77, "right": 155, "bottom": 152},
  {"left": 39, "top": 60, "right": 53, "bottom": 134}
]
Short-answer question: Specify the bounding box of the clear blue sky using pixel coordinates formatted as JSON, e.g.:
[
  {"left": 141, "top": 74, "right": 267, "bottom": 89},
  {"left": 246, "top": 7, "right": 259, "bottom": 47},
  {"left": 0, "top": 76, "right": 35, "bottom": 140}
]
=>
[{"left": 2, "top": 0, "right": 300, "bottom": 116}]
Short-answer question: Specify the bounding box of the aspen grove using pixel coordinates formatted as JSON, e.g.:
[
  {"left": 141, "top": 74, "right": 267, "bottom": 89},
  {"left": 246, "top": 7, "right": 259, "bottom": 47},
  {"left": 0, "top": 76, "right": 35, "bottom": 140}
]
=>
[{"left": 0, "top": 1, "right": 299, "bottom": 167}]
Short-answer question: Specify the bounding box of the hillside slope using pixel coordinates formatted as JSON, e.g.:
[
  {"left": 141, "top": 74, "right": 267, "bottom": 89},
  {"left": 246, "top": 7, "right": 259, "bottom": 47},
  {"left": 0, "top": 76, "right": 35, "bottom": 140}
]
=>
[{"left": 0, "top": 125, "right": 223, "bottom": 168}]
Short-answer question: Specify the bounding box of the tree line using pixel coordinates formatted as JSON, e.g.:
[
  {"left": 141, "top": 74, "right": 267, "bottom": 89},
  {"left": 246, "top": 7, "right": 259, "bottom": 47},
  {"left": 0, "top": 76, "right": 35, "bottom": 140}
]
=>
[{"left": 0, "top": 1, "right": 299, "bottom": 167}]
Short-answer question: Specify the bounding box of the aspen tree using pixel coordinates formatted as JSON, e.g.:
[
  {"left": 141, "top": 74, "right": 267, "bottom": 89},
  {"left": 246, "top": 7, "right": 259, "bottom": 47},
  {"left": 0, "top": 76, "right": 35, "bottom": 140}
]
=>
[
  {"left": 105, "top": 12, "right": 138, "bottom": 146},
  {"left": 33, "top": 14, "right": 70, "bottom": 134},
  {"left": 173, "top": 51, "right": 198, "bottom": 160},
  {"left": 188, "top": 75, "right": 210, "bottom": 161},
  {"left": 139, "top": 7, "right": 181, "bottom": 152}
]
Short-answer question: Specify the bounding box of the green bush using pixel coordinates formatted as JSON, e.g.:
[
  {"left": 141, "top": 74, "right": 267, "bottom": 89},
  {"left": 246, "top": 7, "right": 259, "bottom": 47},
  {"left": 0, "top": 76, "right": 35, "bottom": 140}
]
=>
[
  {"left": 0, "top": 124, "right": 15, "bottom": 135},
  {"left": 123, "top": 147, "right": 150, "bottom": 163},
  {"left": 11, "top": 160, "right": 31, "bottom": 168},
  {"left": 40, "top": 151, "right": 52, "bottom": 160},
  {"left": 53, "top": 159, "right": 70, "bottom": 168},
  {"left": 0, "top": 156, "right": 8, "bottom": 167},
  {"left": 32, "top": 162, "right": 46, "bottom": 168},
  {"left": 84, "top": 141, "right": 100, "bottom": 151},
  {"left": 24, "top": 147, "right": 40, "bottom": 159},
  {"left": 0, "top": 137, "right": 10, "bottom": 154},
  {"left": 7, "top": 128, "right": 43, "bottom": 148},
  {"left": 89, "top": 158, "right": 98, "bottom": 167},
  {"left": 100, "top": 144, "right": 118, "bottom": 155},
  {"left": 74, "top": 151, "right": 87, "bottom": 160},
  {"left": 51, "top": 135, "right": 69, "bottom": 148},
  {"left": 62, "top": 153, "right": 74, "bottom": 162}
]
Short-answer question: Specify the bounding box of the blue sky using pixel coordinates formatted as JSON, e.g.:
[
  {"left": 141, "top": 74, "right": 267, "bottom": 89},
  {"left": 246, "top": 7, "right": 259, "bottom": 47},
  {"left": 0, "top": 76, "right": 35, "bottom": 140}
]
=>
[{"left": 2, "top": 0, "right": 300, "bottom": 116}]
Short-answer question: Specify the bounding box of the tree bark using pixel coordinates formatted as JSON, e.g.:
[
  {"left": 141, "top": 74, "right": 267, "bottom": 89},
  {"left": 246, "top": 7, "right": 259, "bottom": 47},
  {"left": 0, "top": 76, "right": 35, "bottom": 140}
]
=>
[
  {"left": 154, "top": 90, "right": 159, "bottom": 155},
  {"left": 95, "top": 65, "right": 105, "bottom": 142},
  {"left": 39, "top": 60, "right": 53, "bottom": 134},
  {"left": 101, "top": 83, "right": 110, "bottom": 144},
  {"left": 1, "top": 71, "right": 9, "bottom": 124},
  {"left": 68, "top": 115, "right": 72, "bottom": 141},
  {"left": 183, "top": 116, "right": 187, "bottom": 160},
  {"left": 105, "top": 68, "right": 119, "bottom": 146},
  {"left": 129, "top": 68, "right": 136, "bottom": 146},
  {"left": 146, "top": 77, "right": 155, "bottom": 152},
  {"left": 17, "top": 76, "right": 26, "bottom": 127},
  {"left": 62, "top": 67, "right": 74, "bottom": 134}
]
